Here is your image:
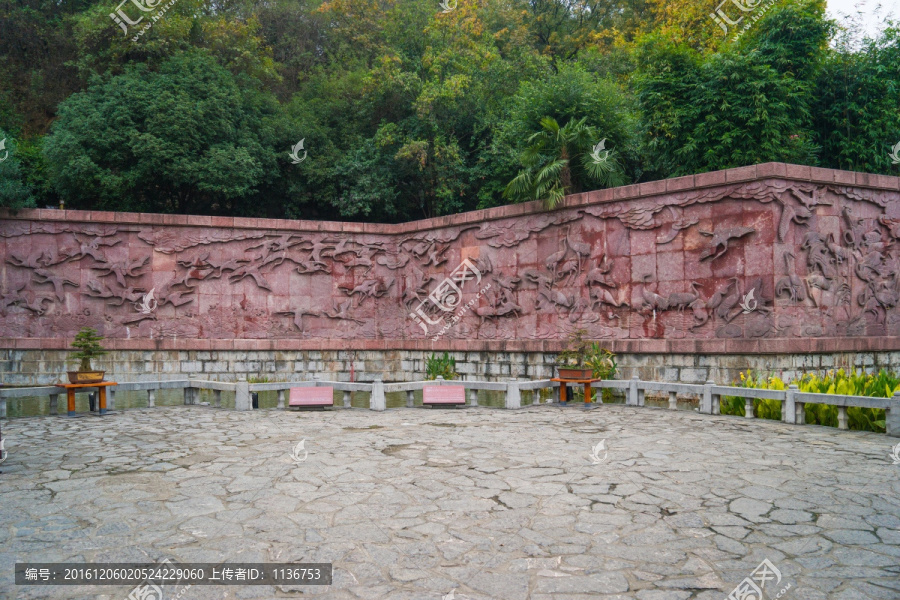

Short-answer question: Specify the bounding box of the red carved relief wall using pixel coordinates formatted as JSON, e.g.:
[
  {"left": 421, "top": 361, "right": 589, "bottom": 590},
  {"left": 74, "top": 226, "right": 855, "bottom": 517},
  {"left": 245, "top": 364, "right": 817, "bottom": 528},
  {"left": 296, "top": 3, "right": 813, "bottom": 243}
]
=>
[{"left": 2, "top": 163, "right": 899, "bottom": 353}]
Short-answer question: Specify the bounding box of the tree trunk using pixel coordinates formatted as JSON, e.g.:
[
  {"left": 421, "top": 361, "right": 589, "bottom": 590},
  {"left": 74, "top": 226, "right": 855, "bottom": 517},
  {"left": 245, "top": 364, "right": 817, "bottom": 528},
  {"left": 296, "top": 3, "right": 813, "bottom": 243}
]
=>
[{"left": 559, "top": 146, "right": 573, "bottom": 194}]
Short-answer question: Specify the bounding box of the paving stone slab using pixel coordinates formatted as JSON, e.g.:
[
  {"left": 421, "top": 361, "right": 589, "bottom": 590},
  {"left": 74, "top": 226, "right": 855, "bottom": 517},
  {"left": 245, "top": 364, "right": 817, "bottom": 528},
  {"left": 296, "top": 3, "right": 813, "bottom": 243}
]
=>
[{"left": 0, "top": 405, "right": 898, "bottom": 599}]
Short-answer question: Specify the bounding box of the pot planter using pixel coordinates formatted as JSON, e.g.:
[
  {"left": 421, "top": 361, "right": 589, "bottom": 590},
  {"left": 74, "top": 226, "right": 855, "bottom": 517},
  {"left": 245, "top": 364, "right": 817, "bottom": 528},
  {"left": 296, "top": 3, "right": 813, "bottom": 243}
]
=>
[
  {"left": 67, "top": 370, "right": 105, "bottom": 384},
  {"left": 557, "top": 367, "right": 593, "bottom": 379}
]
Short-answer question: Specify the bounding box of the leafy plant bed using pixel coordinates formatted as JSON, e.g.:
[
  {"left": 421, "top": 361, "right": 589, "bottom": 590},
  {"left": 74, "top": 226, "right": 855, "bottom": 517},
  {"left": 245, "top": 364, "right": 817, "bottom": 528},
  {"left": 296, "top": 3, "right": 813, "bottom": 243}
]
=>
[{"left": 721, "top": 369, "right": 895, "bottom": 433}]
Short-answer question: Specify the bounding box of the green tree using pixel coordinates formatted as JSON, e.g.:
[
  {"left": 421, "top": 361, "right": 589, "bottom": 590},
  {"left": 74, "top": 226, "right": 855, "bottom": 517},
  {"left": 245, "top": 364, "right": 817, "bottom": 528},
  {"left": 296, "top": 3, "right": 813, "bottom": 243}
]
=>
[
  {"left": 505, "top": 116, "right": 625, "bottom": 208},
  {"left": 43, "top": 51, "right": 283, "bottom": 215},
  {"left": 635, "top": 1, "right": 830, "bottom": 178},
  {"left": 0, "top": 131, "right": 35, "bottom": 209},
  {"left": 811, "top": 22, "right": 900, "bottom": 173}
]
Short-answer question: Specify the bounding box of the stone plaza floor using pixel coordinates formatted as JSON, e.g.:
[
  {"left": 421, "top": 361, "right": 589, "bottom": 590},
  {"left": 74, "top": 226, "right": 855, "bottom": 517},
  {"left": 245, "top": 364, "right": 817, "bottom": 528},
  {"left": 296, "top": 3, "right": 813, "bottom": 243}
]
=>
[{"left": 1, "top": 404, "right": 899, "bottom": 600}]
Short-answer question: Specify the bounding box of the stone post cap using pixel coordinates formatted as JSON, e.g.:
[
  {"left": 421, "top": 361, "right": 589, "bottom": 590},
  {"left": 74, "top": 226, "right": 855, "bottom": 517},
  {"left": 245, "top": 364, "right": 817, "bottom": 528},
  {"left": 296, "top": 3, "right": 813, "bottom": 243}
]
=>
[
  {"left": 788, "top": 384, "right": 799, "bottom": 389},
  {"left": 238, "top": 377, "right": 247, "bottom": 382}
]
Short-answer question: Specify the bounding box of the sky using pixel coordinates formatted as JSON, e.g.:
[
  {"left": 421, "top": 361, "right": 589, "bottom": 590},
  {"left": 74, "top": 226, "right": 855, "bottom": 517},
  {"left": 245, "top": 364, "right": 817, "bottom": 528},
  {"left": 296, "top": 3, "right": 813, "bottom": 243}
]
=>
[{"left": 826, "top": 0, "right": 893, "bottom": 39}]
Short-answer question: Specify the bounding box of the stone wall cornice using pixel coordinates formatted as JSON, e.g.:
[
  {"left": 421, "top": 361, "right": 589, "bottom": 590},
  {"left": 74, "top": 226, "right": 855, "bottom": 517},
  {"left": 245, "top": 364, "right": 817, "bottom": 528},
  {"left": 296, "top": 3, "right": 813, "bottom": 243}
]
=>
[
  {"left": 3, "top": 163, "right": 898, "bottom": 234},
  {"left": 5, "top": 336, "right": 899, "bottom": 355}
]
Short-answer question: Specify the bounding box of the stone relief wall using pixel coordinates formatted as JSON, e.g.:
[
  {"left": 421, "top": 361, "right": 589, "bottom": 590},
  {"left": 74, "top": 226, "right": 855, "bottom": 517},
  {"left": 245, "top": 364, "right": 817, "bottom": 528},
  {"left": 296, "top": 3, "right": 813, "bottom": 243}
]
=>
[{"left": 2, "top": 165, "right": 899, "bottom": 350}]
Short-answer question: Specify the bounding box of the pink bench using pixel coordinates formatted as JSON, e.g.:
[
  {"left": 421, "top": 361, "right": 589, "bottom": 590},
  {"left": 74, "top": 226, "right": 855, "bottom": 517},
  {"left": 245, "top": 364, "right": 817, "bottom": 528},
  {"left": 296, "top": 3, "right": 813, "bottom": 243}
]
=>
[
  {"left": 423, "top": 385, "right": 466, "bottom": 406},
  {"left": 289, "top": 387, "right": 334, "bottom": 408}
]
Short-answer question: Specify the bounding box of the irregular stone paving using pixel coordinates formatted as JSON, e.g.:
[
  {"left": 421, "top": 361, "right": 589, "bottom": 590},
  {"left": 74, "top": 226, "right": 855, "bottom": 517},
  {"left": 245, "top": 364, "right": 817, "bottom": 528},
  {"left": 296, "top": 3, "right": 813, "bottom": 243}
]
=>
[{"left": 1, "top": 405, "right": 899, "bottom": 600}]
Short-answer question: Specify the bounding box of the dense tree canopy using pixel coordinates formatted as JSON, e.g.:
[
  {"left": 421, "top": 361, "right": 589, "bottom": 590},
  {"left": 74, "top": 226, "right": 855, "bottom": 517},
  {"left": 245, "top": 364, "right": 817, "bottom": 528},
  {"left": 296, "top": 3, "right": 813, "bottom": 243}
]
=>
[{"left": 0, "top": 0, "right": 897, "bottom": 217}]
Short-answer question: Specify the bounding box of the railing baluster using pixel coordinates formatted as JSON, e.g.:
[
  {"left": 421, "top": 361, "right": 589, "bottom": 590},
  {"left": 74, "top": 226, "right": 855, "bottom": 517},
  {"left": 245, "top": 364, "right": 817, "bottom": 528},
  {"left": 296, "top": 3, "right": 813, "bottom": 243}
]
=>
[
  {"left": 744, "top": 397, "right": 754, "bottom": 419},
  {"left": 837, "top": 406, "right": 848, "bottom": 429},
  {"left": 668, "top": 391, "right": 677, "bottom": 410},
  {"left": 214, "top": 389, "right": 222, "bottom": 408},
  {"left": 406, "top": 390, "right": 415, "bottom": 408},
  {"left": 277, "top": 390, "right": 285, "bottom": 409},
  {"left": 343, "top": 390, "right": 352, "bottom": 408},
  {"left": 49, "top": 393, "right": 59, "bottom": 416},
  {"left": 148, "top": 389, "right": 156, "bottom": 408},
  {"left": 469, "top": 389, "right": 478, "bottom": 406}
]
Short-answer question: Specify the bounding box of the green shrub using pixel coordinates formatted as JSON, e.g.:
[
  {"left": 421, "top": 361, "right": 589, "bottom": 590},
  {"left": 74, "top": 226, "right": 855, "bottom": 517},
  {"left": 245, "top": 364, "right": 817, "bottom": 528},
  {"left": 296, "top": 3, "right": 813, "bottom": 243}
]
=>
[
  {"left": 721, "top": 368, "right": 896, "bottom": 432},
  {"left": 425, "top": 352, "right": 458, "bottom": 380}
]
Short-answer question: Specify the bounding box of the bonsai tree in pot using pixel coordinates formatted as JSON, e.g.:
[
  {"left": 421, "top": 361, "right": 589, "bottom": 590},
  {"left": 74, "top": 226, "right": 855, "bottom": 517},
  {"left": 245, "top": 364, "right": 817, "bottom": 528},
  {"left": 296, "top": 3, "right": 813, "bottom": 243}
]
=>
[
  {"left": 556, "top": 330, "right": 617, "bottom": 380},
  {"left": 556, "top": 329, "right": 594, "bottom": 379},
  {"left": 68, "top": 326, "right": 107, "bottom": 383}
]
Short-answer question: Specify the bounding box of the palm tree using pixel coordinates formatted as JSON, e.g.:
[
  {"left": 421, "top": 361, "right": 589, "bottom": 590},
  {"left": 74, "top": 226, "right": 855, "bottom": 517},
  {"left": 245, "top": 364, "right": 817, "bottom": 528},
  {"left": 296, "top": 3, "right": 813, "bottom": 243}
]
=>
[{"left": 504, "top": 116, "right": 626, "bottom": 209}]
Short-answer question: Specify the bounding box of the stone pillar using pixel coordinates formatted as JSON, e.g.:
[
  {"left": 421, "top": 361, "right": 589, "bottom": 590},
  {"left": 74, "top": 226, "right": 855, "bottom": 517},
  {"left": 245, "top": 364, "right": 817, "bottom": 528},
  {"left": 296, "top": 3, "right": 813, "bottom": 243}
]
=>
[
  {"left": 552, "top": 385, "right": 559, "bottom": 404},
  {"left": 190, "top": 373, "right": 200, "bottom": 404},
  {"left": 370, "top": 379, "right": 386, "bottom": 411},
  {"left": 744, "top": 397, "right": 754, "bottom": 419},
  {"left": 468, "top": 389, "right": 478, "bottom": 407},
  {"left": 0, "top": 399, "right": 6, "bottom": 419},
  {"left": 628, "top": 376, "right": 639, "bottom": 407},
  {"left": 783, "top": 384, "right": 797, "bottom": 424},
  {"left": 406, "top": 390, "right": 415, "bottom": 408},
  {"left": 886, "top": 392, "right": 900, "bottom": 437},
  {"left": 505, "top": 379, "right": 521, "bottom": 410},
  {"left": 214, "top": 390, "right": 222, "bottom": 408},
  {"left": 343, "top": 391, "right": 352, "bottom": 408},
  {"left": 49, "top": 394, "right": 59, "bottom": 416},
  {"left": 837, "top": 406, "right": 848, "bottom": 430},
  {"left": 277, "top": 390, "right": 286, "bottom": 409},
  {"left": 668, "top": 391, "right": 678, "bottom": 410},
  {"left": 701, "top": 381, "right": 713, "bottom": 414},
  {"left": 235, "top": 377, "right": 252, "bottom": 411},
  {"left": 108, "top": 389, "right": 116, "bottom": 411},
  {"left": 148, "top": 389, "right": 156, "bottom": 408}
]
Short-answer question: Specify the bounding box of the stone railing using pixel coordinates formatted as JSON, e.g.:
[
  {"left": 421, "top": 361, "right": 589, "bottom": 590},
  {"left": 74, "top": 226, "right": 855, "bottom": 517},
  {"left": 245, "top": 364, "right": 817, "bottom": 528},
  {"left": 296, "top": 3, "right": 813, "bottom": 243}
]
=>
[
  {"left": 599, "top": 377, "right": 900, "bottom": 435},
  {"left": 1, "top": 376, "right": 897, "bottom": 435}
]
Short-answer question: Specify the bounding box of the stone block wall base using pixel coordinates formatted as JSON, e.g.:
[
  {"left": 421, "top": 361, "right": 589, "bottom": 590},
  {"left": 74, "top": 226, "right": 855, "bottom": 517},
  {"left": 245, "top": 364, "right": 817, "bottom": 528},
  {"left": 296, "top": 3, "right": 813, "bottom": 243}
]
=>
[{"left": 1, "top": 348, "right": 897, "bottom": 387}]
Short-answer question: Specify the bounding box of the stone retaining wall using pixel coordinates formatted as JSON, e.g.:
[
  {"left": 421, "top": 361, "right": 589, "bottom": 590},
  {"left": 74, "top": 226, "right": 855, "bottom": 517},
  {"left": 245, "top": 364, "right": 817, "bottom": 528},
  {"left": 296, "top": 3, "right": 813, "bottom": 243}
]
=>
[{"left": 3, "top": 348, "right": 896, "bottom": 388}]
